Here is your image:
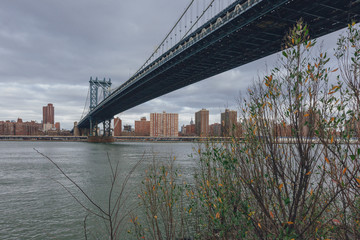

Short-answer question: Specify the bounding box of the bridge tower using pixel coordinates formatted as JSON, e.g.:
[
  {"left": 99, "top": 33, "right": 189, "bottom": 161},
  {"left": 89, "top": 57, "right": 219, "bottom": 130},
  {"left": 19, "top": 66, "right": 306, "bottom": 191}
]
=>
[{"left": 87, "top": 77, "right": 114, "bottom": 142}]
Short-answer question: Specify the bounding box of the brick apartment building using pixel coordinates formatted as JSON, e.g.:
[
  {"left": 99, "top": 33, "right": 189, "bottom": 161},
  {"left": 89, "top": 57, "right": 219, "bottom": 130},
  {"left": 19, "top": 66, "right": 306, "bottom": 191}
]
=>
[
  {"left": 135, "top": 117, "right": 150, "bottom": 136},
  {"left": 43, "top": 103, "right": 54, "bottom": 131},
  {"left": 195, "top": 109, "right": 209, "bottom": 137},
  {"left": 221, "top": 109, "right": 237, "bottom": 137},
  {"left": 150, "top": 111, "right": 178, "bottom": 137},
  {"left": 0, "top": 118, "right": 42, "bottom": 135},
  {"left": 113, "top": 117, "right": 122, "bottom": 136}
]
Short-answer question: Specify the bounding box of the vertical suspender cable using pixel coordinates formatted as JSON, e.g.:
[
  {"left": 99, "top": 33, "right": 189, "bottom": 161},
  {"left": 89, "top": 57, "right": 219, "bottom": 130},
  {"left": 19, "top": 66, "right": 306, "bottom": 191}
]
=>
[{"left": 131, "top": 0, "right": 195, "bottom": 77}]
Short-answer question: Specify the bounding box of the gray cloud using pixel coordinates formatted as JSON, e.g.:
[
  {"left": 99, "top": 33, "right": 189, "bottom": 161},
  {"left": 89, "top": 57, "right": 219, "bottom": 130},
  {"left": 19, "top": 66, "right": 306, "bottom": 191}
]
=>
[{"left": 0, "top": 0, "right": 348, "bottom": 129}]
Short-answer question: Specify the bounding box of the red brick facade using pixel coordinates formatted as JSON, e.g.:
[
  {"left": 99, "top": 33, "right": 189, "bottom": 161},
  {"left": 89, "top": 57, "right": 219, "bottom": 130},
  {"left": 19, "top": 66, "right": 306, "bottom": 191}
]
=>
[
  {"left": 0, "top": 119, "right": 42, "bottom": 135},
  {"left": 114, "top": 117, "right": 122, "bottom": 136},
  {"left": 195, "top": 109, "right": 209, "bottom": 137},
  {"left": 150, "top": 112, "right": 178, "bottom": 137},
  {"left": 135, "top": 117, "right": 150, "bottom": 136},
  {"left": 43, "top": 103, "right": 54, "bottom": 125},
  {"left": 221, "top": 109, "right": 237, "bottom": 137}
]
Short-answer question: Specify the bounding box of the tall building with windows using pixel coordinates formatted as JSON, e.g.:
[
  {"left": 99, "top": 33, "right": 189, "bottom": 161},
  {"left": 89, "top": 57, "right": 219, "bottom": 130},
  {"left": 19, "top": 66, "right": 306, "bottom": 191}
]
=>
[
  {"left": 43, "top": 103, "right": 55, "bottom": 131},
  {"left": 195, "top": 109, "right": 209, "bottom": 137},
  {"left": 150, "top": 111, "right": 178, "bottom": 137},
  {"left": 221, "top": 109, "right": 237, "bottom": 137},
  {"left": 113, "top": 117, "right": 122, "bottom": 136}
]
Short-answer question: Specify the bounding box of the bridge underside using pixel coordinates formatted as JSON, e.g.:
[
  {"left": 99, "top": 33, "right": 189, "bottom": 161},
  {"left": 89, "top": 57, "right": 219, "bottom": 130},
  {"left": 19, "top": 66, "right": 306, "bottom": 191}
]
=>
[{"left": 78, "top": 0, "right": 360, "bottom": 129}]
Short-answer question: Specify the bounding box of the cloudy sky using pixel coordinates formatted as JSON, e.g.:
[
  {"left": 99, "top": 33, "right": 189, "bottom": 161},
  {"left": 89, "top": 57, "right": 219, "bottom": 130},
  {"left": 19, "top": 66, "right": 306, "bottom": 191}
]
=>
[{"left": 0, "top": 0, "right": 344, "bottom": 130}]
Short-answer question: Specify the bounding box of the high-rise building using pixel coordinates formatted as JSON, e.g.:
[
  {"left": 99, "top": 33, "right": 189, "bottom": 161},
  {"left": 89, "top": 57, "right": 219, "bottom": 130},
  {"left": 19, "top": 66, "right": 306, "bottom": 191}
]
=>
[
  {"left": 195, "top": 109, "right": 209, "bottom": 137},
  {"left": 114, "top": 117, "right": 122, "bottom": 136},
  {"left": 221, "top": 109, "right": 237, "bottom": 137},
  {"left": 43, "top": 103, "right": 55, "bottom": 131},
  {"left": 43, "top": 103, "right": 54, "bottom": 125},
  {"left": 135, "top": 117, "right": 150, "bottom": 136},
  {"left": 150, "top": 111, "right": 178, "bottom": 137}
]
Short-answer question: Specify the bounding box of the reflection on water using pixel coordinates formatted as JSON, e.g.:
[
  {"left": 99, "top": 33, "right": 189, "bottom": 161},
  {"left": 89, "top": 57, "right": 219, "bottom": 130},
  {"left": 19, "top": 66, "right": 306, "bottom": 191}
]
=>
[{"left": 0, "top": 141, "right": 196, "bottom": 240}]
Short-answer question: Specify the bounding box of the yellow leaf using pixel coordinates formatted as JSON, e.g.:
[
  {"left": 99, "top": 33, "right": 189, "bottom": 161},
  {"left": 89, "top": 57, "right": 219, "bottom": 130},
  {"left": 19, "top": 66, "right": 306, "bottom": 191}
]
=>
[
  {"left": 352, "top": 21, "right": 356, "bottom": 26},
  {"left": 331, "top": 85, "right": 340, "bottom": 90},
  {"left": 287, "top": 221, "right": 294, "bottom": 224},
  {"left": 189, "top": 208, "right": 192, "bottom": 213},
  {"left": 304, "top": 113, "right": 310, "bottom": 117},
  {"left": 218, "top": 183, "right": 223, "bottom": 187},
  {"left": 279, "top": 183, "right": 284, "bottom": 192},
  {"left": 270, "top": 211, "right": 274, "bottom": 219},
  {"left": 218, "top": 197, "right": 222, "bottom": 203},
  {"left": 258, "top": 222, "right": 262, "bottom": 228},
  {"left": 206, "top": 180, "right": 210, "bottom": 187},
  {"left": 154, "top": 215, "right": 158, "bottom": 219},
  {"left": 310, "top": 189, "right": 313, "bottom": 196},
  {"left": 342, "top": 168, "right": 347, "bottom": 175},
  {"left": 306, "top": 41, "right": 311, "bottom": 49},
  {"left": 325, "top": 157, "right": 330, "bottom": 164},
  {"left": 330, "top": 117, "right": 335, "bottom": 122},
  {"left": 331, "top": 136, "right": 334, "bottom": 144},
  {"left": 292, "top": 38, "right": 294, "bottom": 44},
  {"left": 356, "top": 178, "right": 360, "bottom": 185},
  {"left": 216, "top": 212, "right": 220, "bottom": 219},
  {"left": 306, "top": 171, "right": 312, "bottom": 175}
]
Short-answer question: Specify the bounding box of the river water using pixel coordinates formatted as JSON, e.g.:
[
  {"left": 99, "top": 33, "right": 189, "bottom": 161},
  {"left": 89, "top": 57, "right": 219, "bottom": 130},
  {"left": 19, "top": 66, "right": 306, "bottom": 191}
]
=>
[{"left": 0, "top": 141, "right": 197, "bottom": 240}]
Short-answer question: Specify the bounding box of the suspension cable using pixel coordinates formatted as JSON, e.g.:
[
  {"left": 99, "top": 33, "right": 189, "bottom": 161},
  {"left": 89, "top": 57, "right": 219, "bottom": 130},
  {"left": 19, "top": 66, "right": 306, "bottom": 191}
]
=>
[
  {"left": 181, "top": 0, "right": 216, "bottom": 41},
  {"left": 80, "top": 87, "right": 90, "bottom": 120},
  {"left": 132, "top": 0, "right": 195, "bottom": 77}
]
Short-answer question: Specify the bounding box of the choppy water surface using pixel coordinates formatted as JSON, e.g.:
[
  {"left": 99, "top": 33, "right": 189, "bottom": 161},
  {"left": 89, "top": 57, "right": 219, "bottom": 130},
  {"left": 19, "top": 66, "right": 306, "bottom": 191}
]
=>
[{"left": 0, "top": 141, "right": 196, "bottom": 240}]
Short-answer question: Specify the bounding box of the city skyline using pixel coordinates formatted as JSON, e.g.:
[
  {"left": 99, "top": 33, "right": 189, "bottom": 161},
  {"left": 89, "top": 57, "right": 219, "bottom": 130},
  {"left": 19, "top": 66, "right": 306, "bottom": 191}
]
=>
[{"left": 0, "top": 1, "right": 345, "bottom": 130}]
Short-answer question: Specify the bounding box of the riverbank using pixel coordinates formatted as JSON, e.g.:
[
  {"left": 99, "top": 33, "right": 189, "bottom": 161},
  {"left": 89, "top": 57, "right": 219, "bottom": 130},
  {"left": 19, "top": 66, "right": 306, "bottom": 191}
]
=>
[
  {"left": 1, "top": 135, "right": 358, "bottom": 144},
  {"left": 0, "top": 135, "right": 228, "bottom": 142}
]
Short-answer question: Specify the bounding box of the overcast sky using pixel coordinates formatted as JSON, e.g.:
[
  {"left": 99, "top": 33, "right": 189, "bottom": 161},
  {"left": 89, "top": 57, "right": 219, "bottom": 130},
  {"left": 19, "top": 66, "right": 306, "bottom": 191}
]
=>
[{"left": 0, "top": 0, "right": 345, "bottom": 130}]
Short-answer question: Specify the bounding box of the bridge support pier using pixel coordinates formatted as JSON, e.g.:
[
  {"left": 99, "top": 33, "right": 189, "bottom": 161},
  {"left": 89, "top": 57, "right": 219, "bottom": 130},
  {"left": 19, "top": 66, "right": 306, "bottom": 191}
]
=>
[{"left": 87, "top": 118, "right": 114, "bottom": 143}]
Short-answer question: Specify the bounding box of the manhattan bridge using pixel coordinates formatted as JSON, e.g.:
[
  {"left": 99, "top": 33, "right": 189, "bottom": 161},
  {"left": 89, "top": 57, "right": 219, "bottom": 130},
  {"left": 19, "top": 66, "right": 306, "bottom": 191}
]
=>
[{"left": 74, "top": 0, "right": 360, "bottom": 141}]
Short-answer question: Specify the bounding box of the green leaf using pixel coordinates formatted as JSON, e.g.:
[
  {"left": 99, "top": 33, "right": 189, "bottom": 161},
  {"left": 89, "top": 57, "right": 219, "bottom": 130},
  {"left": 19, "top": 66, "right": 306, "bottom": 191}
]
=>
[
  {"left": 282, "top": 51, "right": 288, "bottom": 58},
  {"left": 350, "top": 155, "right": 356, "bottom": 161},
  {"left": 284, "top": 197, "right": 290, "bottom": 205}
]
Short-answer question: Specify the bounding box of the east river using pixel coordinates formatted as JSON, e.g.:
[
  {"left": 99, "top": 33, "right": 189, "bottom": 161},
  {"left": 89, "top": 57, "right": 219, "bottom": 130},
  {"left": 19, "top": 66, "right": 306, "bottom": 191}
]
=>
[{"left": 0, "top": 141, "right": 197, "bottom": 240}]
